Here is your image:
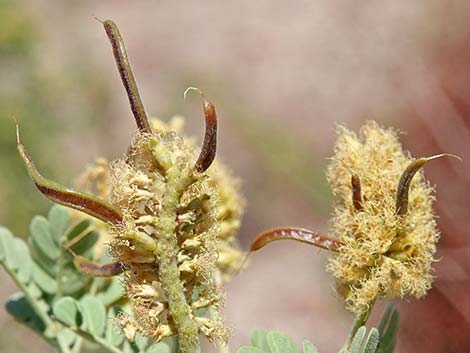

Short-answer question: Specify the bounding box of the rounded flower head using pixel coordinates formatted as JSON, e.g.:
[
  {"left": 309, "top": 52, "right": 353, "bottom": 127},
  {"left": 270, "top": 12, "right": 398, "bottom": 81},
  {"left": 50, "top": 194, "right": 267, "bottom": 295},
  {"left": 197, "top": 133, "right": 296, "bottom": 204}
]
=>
[{"left": 326, "top": 121, "right": 439, "bottom": 314}]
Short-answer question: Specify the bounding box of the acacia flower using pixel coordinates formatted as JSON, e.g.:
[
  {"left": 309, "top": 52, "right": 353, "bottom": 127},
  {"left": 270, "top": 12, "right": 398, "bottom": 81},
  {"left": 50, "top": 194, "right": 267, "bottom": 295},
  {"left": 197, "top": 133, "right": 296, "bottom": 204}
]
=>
[
  {"left": 251, "top": 121, "right": 458, "bottom": 316},
  {"left": 17, "top": 19, "right": 244, "bottom": 353}
]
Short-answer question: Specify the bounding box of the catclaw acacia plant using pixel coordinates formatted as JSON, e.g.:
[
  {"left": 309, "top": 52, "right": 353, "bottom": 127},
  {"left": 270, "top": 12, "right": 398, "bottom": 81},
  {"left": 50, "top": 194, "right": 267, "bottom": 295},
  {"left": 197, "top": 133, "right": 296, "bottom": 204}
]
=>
[
  {"left": 250, "top": 121, "right": 459, "bottom": 350},
  {"left": 1, "top": 17, "right": 460, "bottom": 353},
  {"left": 14, "top": 19, "right": 245, "bottom": 353}
]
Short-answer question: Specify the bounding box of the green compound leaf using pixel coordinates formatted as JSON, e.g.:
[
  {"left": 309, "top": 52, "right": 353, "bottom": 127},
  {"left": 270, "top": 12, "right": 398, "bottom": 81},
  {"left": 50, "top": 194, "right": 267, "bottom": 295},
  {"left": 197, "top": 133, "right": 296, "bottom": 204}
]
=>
[
  {"left": 1, "top": 207, "right": 133, "bottom": 353},
  {"left": 30, "top": 215, "right": 59, "bottom": 261},
  {"left": 251, "top": 327, "right": 270, "bottom": 352},
  {"left": 48, "top": 205, "right": 70, "bottom": 244},
  {"left": 302, "top": 340, "right": 319, "bottom": 353},
  {"left": 267, "top": 331, "right": 299, "bottom": 353},
  {"left": 53, "top": 296, "right": 80, "bottom": 328},
  {"left": 237, "top": 347, "right": 266, "bottom": 353},
  {"left": 79, "top": 295, "right": 107, "bottom": 336},
  {"left": 349, "top": 326, "right": 367, "bottom": 353},
  {"left": 363, "top": 328, "right": 380, "bottom": 353}
]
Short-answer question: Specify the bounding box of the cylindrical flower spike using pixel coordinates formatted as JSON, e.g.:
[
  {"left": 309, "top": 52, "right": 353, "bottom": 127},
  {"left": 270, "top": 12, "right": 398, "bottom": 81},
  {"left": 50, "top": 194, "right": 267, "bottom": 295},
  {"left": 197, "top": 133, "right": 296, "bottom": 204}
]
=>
[{"left": 17, "top": 20, "right": 243, "bottom": 353}]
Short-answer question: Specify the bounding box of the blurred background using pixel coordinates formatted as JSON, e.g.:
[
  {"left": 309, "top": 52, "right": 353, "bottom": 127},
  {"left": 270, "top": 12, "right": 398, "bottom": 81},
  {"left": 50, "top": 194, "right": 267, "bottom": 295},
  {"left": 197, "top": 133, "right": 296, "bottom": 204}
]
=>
[{"left": 0, "top": 1, "right": 469, "bottom": 352}]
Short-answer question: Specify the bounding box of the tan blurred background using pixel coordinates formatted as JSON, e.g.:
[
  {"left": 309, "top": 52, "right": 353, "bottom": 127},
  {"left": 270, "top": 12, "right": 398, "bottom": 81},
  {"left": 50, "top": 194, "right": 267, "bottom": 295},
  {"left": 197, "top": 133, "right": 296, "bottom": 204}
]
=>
[{"left": 0, "top": 1, "right": 469, "bottom": 352}]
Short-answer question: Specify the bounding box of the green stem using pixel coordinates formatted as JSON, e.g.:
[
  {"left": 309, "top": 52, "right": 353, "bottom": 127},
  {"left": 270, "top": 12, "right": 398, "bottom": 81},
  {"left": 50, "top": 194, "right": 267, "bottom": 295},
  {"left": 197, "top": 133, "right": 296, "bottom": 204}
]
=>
[
  {"left": 155, "top": 169, "right": 200, "bottom": 353},
  {"left": 344, "top": 300, "right": 376, "bottom": 350}
]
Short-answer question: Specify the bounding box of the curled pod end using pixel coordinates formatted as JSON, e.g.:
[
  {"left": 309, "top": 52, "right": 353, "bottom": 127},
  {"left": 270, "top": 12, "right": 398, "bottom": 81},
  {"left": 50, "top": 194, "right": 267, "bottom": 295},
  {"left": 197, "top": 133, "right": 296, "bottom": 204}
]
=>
[
  {"left": 184, "top": 87, "right": 218, "bottom": 173},
  {"left": 396, "top": 153, "right": 461, "bottom": 215}
]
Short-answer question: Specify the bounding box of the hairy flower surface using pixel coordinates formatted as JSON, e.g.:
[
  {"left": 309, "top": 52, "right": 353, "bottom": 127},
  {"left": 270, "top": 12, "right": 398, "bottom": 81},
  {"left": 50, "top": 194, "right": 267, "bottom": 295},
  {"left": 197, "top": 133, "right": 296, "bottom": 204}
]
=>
[
  {"left": 326, "top": 121, "right": 439, "bottom": 314},
  {"left": 251, "top": 121, "right": 451, "bottom": 317},
  {"left": 75, "top": 116, "right": 245, "bottom": 284}
]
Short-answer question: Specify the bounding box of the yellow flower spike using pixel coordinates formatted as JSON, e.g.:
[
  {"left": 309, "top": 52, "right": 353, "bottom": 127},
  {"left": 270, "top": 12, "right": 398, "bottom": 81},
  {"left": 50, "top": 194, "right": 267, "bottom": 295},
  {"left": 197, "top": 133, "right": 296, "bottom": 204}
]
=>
[
  {"left": 17, "top": 19, "right": 244, "bottom": 353},
  {"left": 252, "top": 121, "right": 460, "bottom": 318},
  {"left": 327, "top": 122, "right": 461, "bottom": 314}
]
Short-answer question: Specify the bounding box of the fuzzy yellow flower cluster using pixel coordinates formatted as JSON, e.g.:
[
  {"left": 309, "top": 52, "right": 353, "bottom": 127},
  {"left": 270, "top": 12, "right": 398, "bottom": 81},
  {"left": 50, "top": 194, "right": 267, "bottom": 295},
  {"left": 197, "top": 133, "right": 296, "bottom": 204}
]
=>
[
  {"left": 326, "top": 121, "right": 439, "bottom": 314},
  {"left": 75, "top": 117, "right": 245, "bottom": 285},
  {"left": 16, "top": 19, "right": 245, "bottom": 353},
  {"left": 74, "top": 116, "right": 244, "bottom": 343}
]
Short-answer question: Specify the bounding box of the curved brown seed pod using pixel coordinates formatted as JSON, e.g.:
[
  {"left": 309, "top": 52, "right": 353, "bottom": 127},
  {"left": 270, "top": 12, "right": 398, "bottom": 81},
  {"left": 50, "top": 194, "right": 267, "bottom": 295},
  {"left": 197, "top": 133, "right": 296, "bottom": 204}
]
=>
[
  {"left": 74, "top": 255, "right": 127, "bottom": 277},
  {"left": 251, "top": 227, "right": 344, "bottom": 252},
  {"left": 185, "top": 87, "right": 217, "bottom": 173},
  {"left": 103, "top": 19, "right": 152, "bottom": 134},
  {"left": 396, "top": 154, "right": 461, "bottom": 215},
  {"left": 17, "top": 127, "right": 123, "bottom": 224},
  {"left": 351, "top": 174, "right": 363, "bottom": 211}
]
